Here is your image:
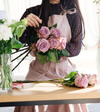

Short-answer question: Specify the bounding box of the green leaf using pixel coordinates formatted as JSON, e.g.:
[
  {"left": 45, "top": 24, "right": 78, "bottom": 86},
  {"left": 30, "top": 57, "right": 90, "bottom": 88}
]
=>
[
  {"left": 0, "top": 39, "right": 12, "bottom": 54},
  {"left": 63, "top": 80, "right": 75, "bottom": 86},
  {"left": 9, "top": 18, "right": 27, "bottom": 38},
  {"left": 69, "top": 76, "right": 75, "bottom": 82},
  {"left": 4, "top": 38, "right": 12, "bottom": 54},
  {"left": 53, "top": 23, "right": 57, "bottom": 28},
  {"left": 21, "top": 18, "right": 27, "bottom": 26},
  {"left": 64, "top": 71, "right": 77, "bottom": 79},
  {"left": 0, "top": 19, "right": 4, "bottom": 24},
  {"left": 5, "top": 45, "right": 12, "bottom": 54},
  {"left": 12, "top": 40, "right": 24, "bottom": 49},
  {"left": 57, "top": 50, "right": 63, "bottom": 56},
  {"left": 16, "top": 25, "right": 26, "bottom": 38},
  {"left": 9, "top": 24, "right": 16, "bottom": 27},
  {"left": 48, "top": 23, "right": 57, "bottom": 30},
  {"left": 11, "top": 37, "right": 16, "bottom": 46},
  {"left": 36, "top": 51, "right": 47, "bottom": 63},
  {"left": 70, "top": 82, "right": 75, "bottom": 86},
  {"left": 9, "top": 22, "right": 21, "bottom": 27},
  {"left": 11, "top": 27, "right": 17, "bottom": 36},
  {"left": 0, "top": 40, "right": 4, "bottom": 54},
  {"left": 12, "top": 43, "right": 24, "bottom": 49},
  {"left": 12, "top": 39, "right": 21, "bottom": 45},
  {"left": 62, "top": 49, "right": 70, "bottom": 57},
  {"left": 47, "top": 50, "right": 52, "bottom": 61},
  {"left": 9, "top": 18, "right": 27, "bottom": 28},
  {"left": 49, "top": 49, "right": 58, "bottom": 63}
]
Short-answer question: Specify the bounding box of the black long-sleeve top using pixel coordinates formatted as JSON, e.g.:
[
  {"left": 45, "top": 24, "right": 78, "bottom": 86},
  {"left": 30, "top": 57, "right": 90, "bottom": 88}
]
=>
[{"left": 19, "top": 3, "right": 82, "bottom": 57}]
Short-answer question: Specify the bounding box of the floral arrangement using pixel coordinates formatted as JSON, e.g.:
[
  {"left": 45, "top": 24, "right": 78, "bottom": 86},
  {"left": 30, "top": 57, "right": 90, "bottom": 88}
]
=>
[
  {"left": 63, "top": 71, "right": 97, "bottom": 88},
  {"left": 0, "top": 18, "right": 27, "bottom": 91},
  {"left": 29, "top": 24, "right": 70, "bottom": 64}
]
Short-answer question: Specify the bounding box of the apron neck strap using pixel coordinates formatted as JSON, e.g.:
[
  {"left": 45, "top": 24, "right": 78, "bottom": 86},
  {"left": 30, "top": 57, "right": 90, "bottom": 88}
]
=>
[
  {"left": 39, "top": 7, "right": 42, "bottom": 18},
  {"left": 60, "top": 4, "right": 76, "bottom": 15}
]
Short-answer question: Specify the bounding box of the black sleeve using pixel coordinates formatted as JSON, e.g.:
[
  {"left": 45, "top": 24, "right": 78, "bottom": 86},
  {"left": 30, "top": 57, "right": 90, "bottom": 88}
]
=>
[{"left": 66, "top": 10, "right": 82, "bottom": 57}]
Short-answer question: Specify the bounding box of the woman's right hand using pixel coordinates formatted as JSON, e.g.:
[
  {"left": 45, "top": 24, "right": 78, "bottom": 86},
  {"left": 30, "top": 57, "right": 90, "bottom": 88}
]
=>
[{"left": 26, "top": 13, "right": 42, "bottom": 28}]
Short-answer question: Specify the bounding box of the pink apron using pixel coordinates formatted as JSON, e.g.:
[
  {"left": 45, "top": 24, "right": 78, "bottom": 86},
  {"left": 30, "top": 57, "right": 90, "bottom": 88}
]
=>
[{"left": 25, "top": 7, "right": 76, "bottom": 81}]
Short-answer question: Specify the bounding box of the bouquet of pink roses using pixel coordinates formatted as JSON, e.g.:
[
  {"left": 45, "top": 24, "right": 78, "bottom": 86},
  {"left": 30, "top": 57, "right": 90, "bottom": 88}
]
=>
[
  {"left": 12, "top": 24, "right": 70, "bottom": 71},
  {"left": 63, "top": 71, "right": 97, "bottom": 88},
  {"left": 30, "top": 24, "right": 70, "bottom": 63}
]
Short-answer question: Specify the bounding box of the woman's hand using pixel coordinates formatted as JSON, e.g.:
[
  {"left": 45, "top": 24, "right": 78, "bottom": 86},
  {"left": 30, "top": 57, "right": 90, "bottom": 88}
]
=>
[{"left": 26, "top": 13, "right": 42, "bottom": 28}]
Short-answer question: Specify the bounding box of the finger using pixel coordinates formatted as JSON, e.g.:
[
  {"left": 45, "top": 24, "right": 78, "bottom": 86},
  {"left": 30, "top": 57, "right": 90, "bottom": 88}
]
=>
[
  {"left": 26, "top": 17, "right": 33, "bottom": 26},
  {"left": 27, "top": 19, "right": 36, "bottom": 27},
  {"left": 27, "top": 14, "right": 38, "bottom": 27},
  {"left": 28, "top": 22, "right": 33, "bottom": 27},
  {"left": 31, "top": 14, "right": 42, "bottom": 24},
  {"left": 26, "top": 15, "right": 36, "bottom": 27},
  {"left": 30, "top": 17, "right": 39, "bottom": 27}
]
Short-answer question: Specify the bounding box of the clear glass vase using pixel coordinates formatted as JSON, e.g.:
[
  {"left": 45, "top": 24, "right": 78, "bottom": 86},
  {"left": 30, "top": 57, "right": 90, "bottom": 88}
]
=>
[{"left": 0, "top": 54, "right": 12, "bottom": 93}]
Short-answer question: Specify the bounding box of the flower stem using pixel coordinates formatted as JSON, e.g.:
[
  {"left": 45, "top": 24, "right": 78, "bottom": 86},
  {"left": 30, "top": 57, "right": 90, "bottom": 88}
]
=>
[
  {"left": 12, "top": 50, "right": 31, "bottom": 71},
  {"left": 13, "top": 79, "right": 62, "bottom": 83},
  {"left": 11, "top": 47, "right": 29, "bottom": 55},
  {"left": 11, "top": 49, "right": 29, "bottom": 62}
]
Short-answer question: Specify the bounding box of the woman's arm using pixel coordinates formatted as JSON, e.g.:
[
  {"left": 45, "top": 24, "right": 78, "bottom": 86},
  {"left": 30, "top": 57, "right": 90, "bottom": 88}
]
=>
[
  {"left": 66, "top": 10, "right": 82, "bottom": 57},
  {"left": 19, "top": 5, "right": 42, "bottom": 44}
]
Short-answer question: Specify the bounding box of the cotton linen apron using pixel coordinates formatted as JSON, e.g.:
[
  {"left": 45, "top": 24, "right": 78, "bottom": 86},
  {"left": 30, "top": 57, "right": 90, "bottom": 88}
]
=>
[{"left": 25, "top": 7, "right": 76, "bottom": 81}]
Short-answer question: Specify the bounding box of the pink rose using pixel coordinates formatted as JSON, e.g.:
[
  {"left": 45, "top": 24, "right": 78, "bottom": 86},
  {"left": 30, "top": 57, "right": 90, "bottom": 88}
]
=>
[
  {"left": 57, "top": 36, "right": 66, "bottom": 51},
  {"left": 48, "top": 37, "right": 59, "bottom": 49},
  {"left": 61, "top": 37, "right": 66, "bottom": 49},
  {"left": 74, "top": 75, "right": 88, "bottom": 88},
  {"left": 50, "top": 27, "right": 61, "bottom": 38},
  {"left": 85, "top": 74, "right": 97, "bottom": 85},
  {"left": 36, "top": 38, "right": 50, "bottom": 53},
  {"left": 37, "top": 26, "right": 50, "bottom": 39}
]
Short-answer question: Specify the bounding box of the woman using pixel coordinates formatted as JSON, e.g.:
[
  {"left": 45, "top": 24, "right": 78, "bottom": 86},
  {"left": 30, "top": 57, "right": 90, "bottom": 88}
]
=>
[{"left": 14, "top": 0, "right": 88, "bottom": 112}]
